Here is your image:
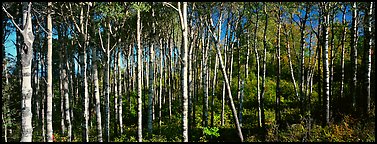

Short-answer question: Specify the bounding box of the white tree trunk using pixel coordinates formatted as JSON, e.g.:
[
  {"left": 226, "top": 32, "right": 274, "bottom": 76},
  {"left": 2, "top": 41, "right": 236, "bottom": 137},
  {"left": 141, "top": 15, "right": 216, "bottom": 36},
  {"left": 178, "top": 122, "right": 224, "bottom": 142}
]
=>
[
  {"left": 364, "top": 2, "right": 373, "bottom": 114},
  {"left": 92, "top": 38, "right": 103, "bottom": 142},
  {"left": 118, "top": 49, "right": 123, "bottom": 135},
  {"left": 253, "top": 11, "right": 261, "bottom": 128},
  {"left": 46, "top": 2, "right": 53, "bottom": 142},
  {"left": 137, "top": 9, "right": 143, "bottom": 142},
  {"left": 63, "top": 61, "right": 72, "bottom": 142},
  {"left": 19, "top": 2, "right": 34, "bottom": 142},
  {"left": 181, "top": 2, "right": 189, "bottom": 142}
]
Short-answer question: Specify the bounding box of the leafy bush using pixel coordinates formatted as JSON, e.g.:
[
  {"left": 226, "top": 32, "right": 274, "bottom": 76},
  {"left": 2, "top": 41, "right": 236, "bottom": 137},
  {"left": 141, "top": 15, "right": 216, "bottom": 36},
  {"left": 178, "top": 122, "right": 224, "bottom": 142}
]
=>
[{"left": 199, "top": 127, "right": 220, "bottom": 142}]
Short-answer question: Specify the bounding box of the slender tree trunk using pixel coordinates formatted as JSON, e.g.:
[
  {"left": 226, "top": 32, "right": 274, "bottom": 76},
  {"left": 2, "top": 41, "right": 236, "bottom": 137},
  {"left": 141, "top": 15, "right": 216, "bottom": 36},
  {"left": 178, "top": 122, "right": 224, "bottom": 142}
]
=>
[
  {"left": 169, "top": 32, "right": 173, "bottom": 120},
  {"left": 58, "top": 25, "right": 65, "bottom": 137},
  {"left": 339, "top": 6, "right": 346, "bottom": 112},
  {"left": 261, "top": 4, "right": 268, "bottom": 135},
  {"left": 211, "top": 26, "right": 244, "bottom": 143},
  {"left": 275, "top": 5, "right": 281, "bottom": 139},
  {"left": 137, "top": 8, "right": 143, "bottom": 142},
  {"left": 63, "top": 48, "right": 72, "bottom": 142},
  {"left": 203, "top": 26, "right": 209, "bottom": 128},
  {"left": 317, "top": 10, "right": 322, "bottom": 114},
  {"left": 181, "top": 3, "right": 189, "bottom": 142},
  {"left": 99, "top": 21, "right": 111, "bottom": 142},
  {"left": 46, "top": 2, "right": 53, "bottom": 142},
  {"left": 299, "top": 6, "right": 309, "bottom": 113},
  {"left": 188, "top": 4, "right": 196, "bottom": 140},
  {"left": 148, "top": 7, "right": 155, "bottom": 134},
  {"left": 237, "top": 37, "right": 242, "bottom": 127},
  {"left": 363, "top": 2, "right": 373, "bottom": 115},
  {"left": 254, "top": 11, "right": 261, "bottom": 128},
  {"left": 321, "top": 2, "right": 330, "bottom": 125},
  {"left": 118, "top": 49, "right": 123, "bottom": 135},
  {"left": 329, "top": 9, "right": 335, "bottom": 118},
  {"left": 159, "top": 38, "right": 163, "bottom": 131},
  {"left": 92, "top": 32, "right": 103, "bottom": 141},
  {"left": 114, "top": 49, "right": 119, "bottom": 137},
  {"left": 245, "top": 29, "right": 250, "bottom": 80},
  {"left": 211, "top": 50, "right": 218, "bottom": 128},
  {"left": 3, "top": 63, "right": 9, "bottom": 142},
  {"left": 60, "top": 65, "right": 66, "bottom": 136},
  {"left": 211, "top": 22, "right": 220, "bottom": 127},
  {"left": 82, "top": 43, "right": 89, "bottom": 142},
  {"left": 350, "top": 2, "right": 358, "bottom": 112},
  {"left": 221, "top": 13, "right": 230, "bottom": 126},
  {"left": 42, "top": 90, "right": 46, "bottom": 142}
]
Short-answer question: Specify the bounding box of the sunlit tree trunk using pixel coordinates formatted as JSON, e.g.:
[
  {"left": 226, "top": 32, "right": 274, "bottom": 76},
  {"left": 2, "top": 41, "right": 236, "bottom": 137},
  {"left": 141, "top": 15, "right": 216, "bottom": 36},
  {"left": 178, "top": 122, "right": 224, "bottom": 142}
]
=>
[
  {"left": 211, "top": 19, "right": 220, "bottom": 127},
  {"left": 92, "top": 29, "right": 103, "bottom": 141},
  {"left": 5, "top": 2, "right": 36, "bottom": 142},
  {"left": 46, "top": 2, "right": 53, "bottom": 142},
  {"left": 181, "top": 3, "right": 189, "bottom": 142},
  {"left": 137, "top": 8, "right": 143, "bottom": 142},
  {"left": 253, "top": 11, "right": 261, "bottom": 128},
  {"left": 221, "top": 13, "right": 230, "bottom": 126},
  {"left": 363, "top": 2, "right": 373, "bottom": 114}
]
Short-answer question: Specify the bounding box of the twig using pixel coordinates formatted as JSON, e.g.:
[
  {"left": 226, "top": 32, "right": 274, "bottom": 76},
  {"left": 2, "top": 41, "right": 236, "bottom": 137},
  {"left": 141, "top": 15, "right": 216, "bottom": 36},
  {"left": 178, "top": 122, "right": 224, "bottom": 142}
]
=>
[
  {"left": 33, "top": 12, "right": 49, "bottom": 34},
  {"left": 163, "top": 2, "right": 179, "bottom": 13},
  {"left": 98, "top": 28, "right": 106, "bottom": 53},
  {"left": 2, "top": 6, "right": 23, "bottom": 33}
]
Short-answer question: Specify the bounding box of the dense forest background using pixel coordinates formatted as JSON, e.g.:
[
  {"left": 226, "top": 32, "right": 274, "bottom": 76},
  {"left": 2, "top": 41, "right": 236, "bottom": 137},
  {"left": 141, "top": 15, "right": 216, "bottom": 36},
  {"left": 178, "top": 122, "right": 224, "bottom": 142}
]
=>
[{"left": 1, "top": 2, "right": 375, "bottom": 142}]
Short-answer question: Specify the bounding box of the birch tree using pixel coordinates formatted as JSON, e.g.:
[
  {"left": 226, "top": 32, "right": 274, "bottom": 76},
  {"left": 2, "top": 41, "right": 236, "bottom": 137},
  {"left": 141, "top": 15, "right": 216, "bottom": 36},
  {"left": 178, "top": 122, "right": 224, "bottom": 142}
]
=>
[
  {"left": 363, "top": 2, "right": 373, "bottom": 114},
  {"left": 46, "top": 2, "right": 53, "bottom": 142},
  {"left": 321, "top": 2, "right": 330, "bottom": 125},
  {"left": 3, "top": 2, "right": 35, "bottom": 142}
]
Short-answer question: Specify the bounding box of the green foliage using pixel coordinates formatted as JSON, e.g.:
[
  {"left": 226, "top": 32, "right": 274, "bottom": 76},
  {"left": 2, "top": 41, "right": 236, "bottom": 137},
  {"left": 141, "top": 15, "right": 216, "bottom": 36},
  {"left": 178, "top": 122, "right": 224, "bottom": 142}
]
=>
[
  {"left": 203, "top": 127, "right": 220, "bottom": 137},
  {"left": 131, "top": 2, "right": 151, "bottom": 12},
  {"left": 199, "top": 126, "right": 221, "bottom": 142}
]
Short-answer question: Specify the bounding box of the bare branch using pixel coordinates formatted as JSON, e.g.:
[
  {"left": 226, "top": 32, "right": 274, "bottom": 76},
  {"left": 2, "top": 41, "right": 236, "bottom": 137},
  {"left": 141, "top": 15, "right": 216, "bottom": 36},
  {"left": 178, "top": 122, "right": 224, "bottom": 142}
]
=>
[
  {"left": 163, "top": 2, "right": 179, "bottom": 13},
  {"left": 110, "top": 41, "right": 118, "bottom": 52},
  {"left": 33, "top": 13, "right": 49, "bottom": 34},
  {"left": 98, "top": 28, "right": 106, "bottom": 53},
  {"left": 2, "top": 6, "right": 23, "bottom": 33},
  {"left": 69, "top": 3, "right": 82, "bottom": 34}
]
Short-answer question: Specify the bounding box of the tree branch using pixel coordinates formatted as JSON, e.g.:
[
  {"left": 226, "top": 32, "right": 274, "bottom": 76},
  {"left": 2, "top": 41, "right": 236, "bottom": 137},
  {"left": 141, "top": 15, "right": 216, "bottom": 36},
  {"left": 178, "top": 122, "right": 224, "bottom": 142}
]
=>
[
  {"left": 98, "top": 28, "right": 106, "bottom": 53},
  {"left": 68, "top": 3, "right": 82, "bottom": 34},
  {"left": 163, "top": 2, "right": 179, "bottom": 13},
  {"left": 2, "top": 6, "right": 23, "bottom": 33},
  {"left": 33, "top": 12, "right": 49, "bottom": 34}
]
